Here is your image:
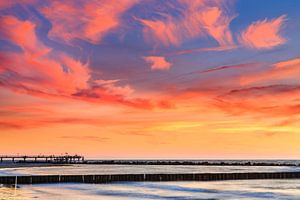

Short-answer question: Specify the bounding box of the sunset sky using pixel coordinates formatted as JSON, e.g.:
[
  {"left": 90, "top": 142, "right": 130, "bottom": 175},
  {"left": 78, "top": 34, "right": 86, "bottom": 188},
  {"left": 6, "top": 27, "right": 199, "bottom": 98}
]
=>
[{"left": 1, "top": 0, "right": 300, "bottom": 159}]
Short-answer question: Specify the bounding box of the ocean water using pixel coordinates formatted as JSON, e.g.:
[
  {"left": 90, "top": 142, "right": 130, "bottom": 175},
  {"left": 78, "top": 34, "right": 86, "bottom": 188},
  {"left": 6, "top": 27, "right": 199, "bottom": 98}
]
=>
[
  {"left": 1, "top": 180, "right": 300, "bottom": 199},
  {"left": 1, "top": 164, "right": 300, "bottom": 199},
  {"left": 0, "top": 164, "right": 300, "bottom": 176}
]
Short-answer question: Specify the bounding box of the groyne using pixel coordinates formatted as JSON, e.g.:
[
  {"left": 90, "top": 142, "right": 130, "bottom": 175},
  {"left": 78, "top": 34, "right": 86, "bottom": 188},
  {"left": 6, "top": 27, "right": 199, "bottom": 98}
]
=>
[{"left": 1, "top": 172, "right": 300, "bottom": 185}]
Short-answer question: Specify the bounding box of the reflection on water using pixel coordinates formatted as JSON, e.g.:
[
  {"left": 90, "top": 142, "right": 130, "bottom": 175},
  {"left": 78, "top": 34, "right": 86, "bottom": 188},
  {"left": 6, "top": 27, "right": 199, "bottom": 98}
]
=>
[
  {"left": 0, "top": 186, "right": 24, "bottom": 200},
  {"left": 1, "top": 179, "right": 300, "bottom": 199},
  {"left": 0, "top": 164, "right": 300, "bottom": 176}
]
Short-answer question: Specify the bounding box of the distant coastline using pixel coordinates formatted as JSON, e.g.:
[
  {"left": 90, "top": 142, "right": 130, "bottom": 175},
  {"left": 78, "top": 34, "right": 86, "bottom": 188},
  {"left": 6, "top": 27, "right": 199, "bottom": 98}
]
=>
[
  {"left": 1, "top": 159, "right": 300, "bottom": 168},
  {"left": 82, "top": 159, "right": 300, "bottom": 166}
]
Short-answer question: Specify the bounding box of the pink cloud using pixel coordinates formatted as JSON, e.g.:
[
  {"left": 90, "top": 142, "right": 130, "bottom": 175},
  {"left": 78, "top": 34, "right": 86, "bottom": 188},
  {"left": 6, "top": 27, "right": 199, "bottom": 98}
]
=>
[
  {"left": 0, "top": 16, "right": 160, "bottom": 110},
  {"left": 239, "top": 15, "right": 287, "bottom": 49},
  {"left": 138, "top": 0, "right": 235, "bottom": 47},
  {"left": 0, "top": 16, "right": 90, "bottom": 95},
  {"left": 41, "top": 0, "right": 137, "bottom": 43},
  {"left": 144, "top": 56, "right": 172, "bottom": 70},
  {"left": 0, "top": 16, "right": 177, "bottom": 112},
  {"left": 187, "top": 4, "right": 234, "bottom": 46},
  {"left": 0, "top": 15, "right": 50, "bottom": 56}
]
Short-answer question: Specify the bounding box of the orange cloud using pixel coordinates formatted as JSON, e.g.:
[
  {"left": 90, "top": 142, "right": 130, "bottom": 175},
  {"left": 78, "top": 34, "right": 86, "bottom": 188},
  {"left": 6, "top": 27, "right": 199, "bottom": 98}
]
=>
[
  {"left": 240, "top": 58, "right": 300, "bottom": 85},
  {"left": 222, "top": 85, "right": 300, "bottom": 100},
  {"left": 274, "top": 58, "right": 300, "bottom": 68},
  {"left": 239, "top": 15, "right": 287, "bottom": 49},
  {"left": 216, "top": 84, "right": 300, "bottom": 118},
  {"left": 138, "top": 0, "right": 235, "bottom": 47},
  {"left": 41, "top": 0, "right": 137, "bottom": 43},
  {"left": 144, "top": 56, "right": 172, "bottom": 70}
]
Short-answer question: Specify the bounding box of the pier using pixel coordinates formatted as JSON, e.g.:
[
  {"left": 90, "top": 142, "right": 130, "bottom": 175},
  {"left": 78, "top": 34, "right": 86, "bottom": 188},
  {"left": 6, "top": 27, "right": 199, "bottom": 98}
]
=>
[
  {"left": 0, "top": 155, "right": 84, "bottom": 163},
  {"left": 0, "top": 172, "right": 300, "bottom": 185}
]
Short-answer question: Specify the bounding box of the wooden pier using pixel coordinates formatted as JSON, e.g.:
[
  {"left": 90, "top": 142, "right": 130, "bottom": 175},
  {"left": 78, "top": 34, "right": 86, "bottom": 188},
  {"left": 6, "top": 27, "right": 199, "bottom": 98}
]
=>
[
  {"left": 0, "top": 155, "right": 84, "bottom": 163},
  {"left": 0, "top": 172, "right": 300, "bottom": 185}
]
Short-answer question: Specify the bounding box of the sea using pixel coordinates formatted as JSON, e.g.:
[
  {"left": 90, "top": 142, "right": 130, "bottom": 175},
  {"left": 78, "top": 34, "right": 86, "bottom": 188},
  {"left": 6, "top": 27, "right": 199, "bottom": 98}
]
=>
[{"left": 1, "top": 160, "right": 300, "bottom": 199}]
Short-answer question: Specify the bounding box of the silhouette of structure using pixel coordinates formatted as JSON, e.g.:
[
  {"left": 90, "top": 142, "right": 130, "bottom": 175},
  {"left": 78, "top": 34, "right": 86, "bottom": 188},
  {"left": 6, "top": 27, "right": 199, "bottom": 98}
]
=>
[{"left": 0, "top": 154, "right": 84, "bottom": 163}]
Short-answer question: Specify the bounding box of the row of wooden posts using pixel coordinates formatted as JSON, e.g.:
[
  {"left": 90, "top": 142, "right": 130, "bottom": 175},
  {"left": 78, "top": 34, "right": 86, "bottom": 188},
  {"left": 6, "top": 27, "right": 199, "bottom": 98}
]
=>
[{"left": 1, "top": 172, "right": 300, "bottom": 185}]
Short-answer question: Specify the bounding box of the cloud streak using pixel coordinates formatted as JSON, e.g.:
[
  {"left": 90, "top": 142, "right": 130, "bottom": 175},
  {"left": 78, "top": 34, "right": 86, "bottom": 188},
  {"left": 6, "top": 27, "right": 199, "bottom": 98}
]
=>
[
  {"left": 198, "top": 63, "right": 258, "bottom": 74},
  {"left": 174, "top": 45, "right": 237, "bottom": 55},
  {"left": 214, "top": 83, "right": 300, "bottom": 118}
]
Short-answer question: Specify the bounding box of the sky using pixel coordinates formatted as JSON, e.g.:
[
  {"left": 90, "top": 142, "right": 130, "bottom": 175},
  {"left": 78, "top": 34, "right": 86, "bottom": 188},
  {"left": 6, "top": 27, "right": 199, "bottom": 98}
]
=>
[{"left": 1, "top": 0, "right": 300, "bottom": 159}]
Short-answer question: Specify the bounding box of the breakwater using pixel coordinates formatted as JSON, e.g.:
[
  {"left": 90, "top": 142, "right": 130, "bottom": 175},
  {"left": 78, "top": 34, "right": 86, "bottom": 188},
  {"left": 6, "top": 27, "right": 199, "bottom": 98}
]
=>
[
  {"left": 86, "top": 160, "right": 300, "bottom": 166},
  {"left": 1, "top": 172, "right": 300, "bottom": 185}
]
